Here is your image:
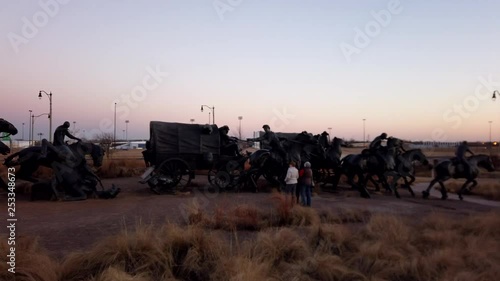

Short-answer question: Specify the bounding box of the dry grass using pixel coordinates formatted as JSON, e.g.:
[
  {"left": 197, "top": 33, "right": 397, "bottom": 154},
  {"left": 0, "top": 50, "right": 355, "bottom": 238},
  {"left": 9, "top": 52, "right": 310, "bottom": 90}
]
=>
[{"left": 6, "top": 206, "right": 500, "bottom": 281}]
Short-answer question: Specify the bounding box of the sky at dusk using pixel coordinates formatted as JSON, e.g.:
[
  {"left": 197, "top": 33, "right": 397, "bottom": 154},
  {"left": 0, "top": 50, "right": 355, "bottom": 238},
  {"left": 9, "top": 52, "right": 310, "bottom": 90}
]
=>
[{"left": 1, "top": 0, "right": 500, "bottom": 142}]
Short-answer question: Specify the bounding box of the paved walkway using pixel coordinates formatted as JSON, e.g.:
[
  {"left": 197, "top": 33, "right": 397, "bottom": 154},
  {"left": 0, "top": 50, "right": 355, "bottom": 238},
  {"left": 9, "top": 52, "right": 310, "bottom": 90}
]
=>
[{"left": 412, "top": 182, "right": 500, "bottom": 208}]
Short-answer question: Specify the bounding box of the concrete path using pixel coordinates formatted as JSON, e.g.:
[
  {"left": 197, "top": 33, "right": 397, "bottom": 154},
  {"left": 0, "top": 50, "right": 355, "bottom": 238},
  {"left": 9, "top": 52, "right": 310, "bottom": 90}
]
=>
[{"left": 412, "top": 182, "right": 500, "bottom": 208}]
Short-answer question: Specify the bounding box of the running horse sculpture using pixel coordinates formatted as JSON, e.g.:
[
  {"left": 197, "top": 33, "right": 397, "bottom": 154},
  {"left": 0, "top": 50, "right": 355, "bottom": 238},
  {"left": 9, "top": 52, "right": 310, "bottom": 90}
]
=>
[
  {"left": 0, "top": 119, "right": 18, "bottom": 191},
  {"left": 0, "top": 118, "right": 18, "bottom": 155},
  {"left": 422, "top": 154, "right": 495, "bottom": 200},
  {"left": 4, "top": 141, "right": 119, "bottom": 200}
]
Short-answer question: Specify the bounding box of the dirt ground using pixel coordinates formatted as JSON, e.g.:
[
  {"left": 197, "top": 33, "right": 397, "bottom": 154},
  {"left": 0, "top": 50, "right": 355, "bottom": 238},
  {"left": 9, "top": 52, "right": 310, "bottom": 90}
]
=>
[{"left": 6, "top": 174, "right": 500, "bottom": 260}]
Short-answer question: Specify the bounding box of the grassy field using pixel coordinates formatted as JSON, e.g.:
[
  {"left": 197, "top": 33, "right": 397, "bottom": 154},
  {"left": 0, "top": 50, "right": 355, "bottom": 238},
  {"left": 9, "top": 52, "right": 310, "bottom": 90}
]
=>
[{"left": 1, "top": 197, "right": 499, "bottom": 281}]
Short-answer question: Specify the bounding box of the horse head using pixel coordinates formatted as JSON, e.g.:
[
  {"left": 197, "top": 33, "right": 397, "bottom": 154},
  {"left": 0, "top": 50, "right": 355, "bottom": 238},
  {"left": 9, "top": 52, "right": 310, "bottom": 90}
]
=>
[
  {"left": 406, "top": 149, "right": 429, "bottom": 165},
  {"left": 469, "top": 154, "right": 495, "bottom": 172},
  {"left": 75, "top": 141, "right": 104, "bottom": 167},
  {"left": 90, "top": 143, "right": 104, "bottom": 167},
  {"left": 0, "top": 118, "right": 18, "bottom": 136}
]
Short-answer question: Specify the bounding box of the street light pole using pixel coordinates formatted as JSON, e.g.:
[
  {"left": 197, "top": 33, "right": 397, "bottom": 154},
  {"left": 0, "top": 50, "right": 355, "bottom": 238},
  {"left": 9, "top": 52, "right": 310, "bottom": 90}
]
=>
[
  {"left": 238, "top": 116, "right": 243, "bottom": 139},
  {"left": 200, "top": 105, "right": 215, "bottom": 124},
  {"left": 190, "top": 119, "right": 195, "bottom": 124},
  {"left": 73, "top": 121, "right": 76, "bottom": 134},
  {"left": 38, "top": 91, "right": 52, "bottom": 142},
  {"left": 22, "top": 123, "right": 25, "bottom": 141},
  {"left": 362, "top": 118, "right": 366, "bottom": 146},
  {"left": 489, "top": 121, "right": 492, "bottom": 144},
  {"left": 28, "top": 110, "right": 32, "bottom": 146},
  {"left": 328, "top": 127, "right": 332, "bottom": 142},
  {"left": 125, "top": 120, "right": 129, "bottom": 144},
  {"left": 114, "top": 102, "right": 117, "bottom": 150}
]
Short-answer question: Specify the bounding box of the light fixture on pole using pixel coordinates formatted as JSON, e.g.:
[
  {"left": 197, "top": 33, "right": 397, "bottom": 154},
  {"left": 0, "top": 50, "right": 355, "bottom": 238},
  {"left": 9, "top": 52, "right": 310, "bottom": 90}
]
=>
[
  {"left": 492, "top": 90, "right": 499, "bottom": 101},
  {"left": 362, "top": 118, "right": 366, "bottom": 146},
  {"left": 73, "top": 121, "right": 76, "bottom": 134},
  {"left": 489, "top": 121, "right": 493, "bottom": 150},
  {"left": 327, "top": 127, "right": 332, "bottom": 142},
  {"left": 125, "top": 120, "right": 129, "bottom": 143},
  {"left": 113, "top": 102, "right": 117, "bottom": 151},
  {"left": 38, "top": 90, "right": 52, "bottom": 142},
  {"left": 238, "top": 116, "right": 243, "bottom": 139},
  {"left": 190, "top": 119, "right": 195, "bottom": 124},
  {"left": 28, "top": 110, "right": 32, "bottom": 146},
  {"left": 22, "top": 123, "right": 25, "bottom": 141},
  {"left": 200, "top": 105, "right": 215, "bottom": 124},
  {"left": 37, "top": 132, "right": 43, "bottom": 141},
  {"left": 32, "top": 113, "right": 49, "bottom": 145}
]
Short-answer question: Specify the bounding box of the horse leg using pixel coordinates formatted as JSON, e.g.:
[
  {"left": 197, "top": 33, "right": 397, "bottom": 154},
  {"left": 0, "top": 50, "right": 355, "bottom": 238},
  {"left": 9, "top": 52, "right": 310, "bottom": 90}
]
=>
[
  {"left": 438, "top": 181, "right": 448, "bottom": 200},
  {"left": 405, "top": 176, "right": 415, "bottom": 198},
  {"left": 423, "top": 179, "right": 438, "bottom": 199},
  {"left": 457, "top": 180, "right": 473, "bottom": 201},
  {"left": 390, "top": 173, "right": 401, "bottom": 199},
  {"left": 358, "top": 173, "right": 371, "bottom": 198}
]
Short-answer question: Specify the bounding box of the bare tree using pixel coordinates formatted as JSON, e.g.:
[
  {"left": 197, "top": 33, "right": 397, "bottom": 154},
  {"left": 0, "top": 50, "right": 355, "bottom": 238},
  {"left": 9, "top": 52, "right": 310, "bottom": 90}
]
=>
[{"left": 93, "top": 132, "right": 114, "bottom": 158}]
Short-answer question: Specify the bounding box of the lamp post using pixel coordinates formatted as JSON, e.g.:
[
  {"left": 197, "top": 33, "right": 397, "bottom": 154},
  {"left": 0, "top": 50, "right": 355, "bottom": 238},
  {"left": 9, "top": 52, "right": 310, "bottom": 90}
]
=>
[
  {"left": 362, "top": 118, "right": 366, "bottom": 146},
  {"left": 28, "top": 110, "right": 32, "bottom": 146},
  {"left": 328, "top": 127, "right": 332, "bottom": 142},
  {"left": 113, "top": 102, "right": 117, "bottom": 150},
  {"left": 122, "top": 130, "right": 125, "bottom": 140},
  {"left": 22, "top": 123, "right": 25, "bottom": 141},
  {"left": 125, "top": 120, "right": 129, "bottom": 143},
  {"left": 32, "top": 113, "right": 49, "bottom": 145},
  {"left": 190, "top": 118, "right": 195, "bottom": 124},
  {"left": 238, "top": 116, "right": 243, "bottom": 139},
  {"left": 489, "top": 121, "right": 492, "bottom": 144},
  {"left": 38, "top": 90, "right": 52, "bottom": 142},
  {"left": 73, "top": 121, "right": 76, "bottom": 134},
  {"left": 37, "top": 132, "right": 43, "bottom": 141},
  {"left": 200, "top": 105, "right": 215, "bottom": 124}
]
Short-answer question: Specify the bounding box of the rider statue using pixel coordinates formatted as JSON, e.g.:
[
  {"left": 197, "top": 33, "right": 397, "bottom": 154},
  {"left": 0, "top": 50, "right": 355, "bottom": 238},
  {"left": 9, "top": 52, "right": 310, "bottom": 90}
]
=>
[
  {"left": 247, "top": 124, "right": 288, "bottom": 165},
  {"left": 219, "top": 125, "right": 240, "bottom": 157},
  {"left": 368, "top": 132, "right": 393, "bottom": 170},
  {"left": 318, "top": 131, "right": 330, "bottom": 149},
  {"left": 40, "top": 121, "right": 81, "bottom": 160},
  {"left": 455, "top": 141, "right": 474, "bottom": 174}
]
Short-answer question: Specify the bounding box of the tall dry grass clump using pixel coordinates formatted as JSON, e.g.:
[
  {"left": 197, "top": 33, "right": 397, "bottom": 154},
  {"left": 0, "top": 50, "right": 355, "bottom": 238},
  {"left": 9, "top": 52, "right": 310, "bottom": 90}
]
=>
[
  {"left": 160, "top": 224, "right": 228, "bottom": 281},
  {"left": 0, "top": 236, "right": 59, "bottom": 281},
  {"left": 60, "top": 224, "right": 174, "bottom": 281}
]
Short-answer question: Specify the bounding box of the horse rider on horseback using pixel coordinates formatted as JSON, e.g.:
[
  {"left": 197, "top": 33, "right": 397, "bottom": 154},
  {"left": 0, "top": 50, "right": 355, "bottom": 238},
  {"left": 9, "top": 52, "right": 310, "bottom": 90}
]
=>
[
  {"left": 247, "top": 124, "right": 288, "bottom": 166},
  {"left": 40, "top": 121, "right": 81, "bottom": 160},
  {"left": 455, "top": 141, "right": 474, "bottom": 174},
  {"left": 369, "top": 132, "right": 394, "bottom": 170},
  {"left": 219, "top": 125, "right": 240, "bottom": 157}
]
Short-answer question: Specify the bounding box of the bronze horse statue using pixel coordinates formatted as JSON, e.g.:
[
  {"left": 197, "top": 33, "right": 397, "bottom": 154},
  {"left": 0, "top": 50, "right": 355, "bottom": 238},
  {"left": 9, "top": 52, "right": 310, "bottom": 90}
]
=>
[
  {"left": 4, "top": 141, "right": 112, "bottom": 200},
  {"left": 0, "top": 118, "right": 18, "bottom": 155},
  {"left": 422, "top": 154, "right": 495, "bottom": 200},
  {"left": 390, "top": 148, "right": 430, "bottom": 198}
]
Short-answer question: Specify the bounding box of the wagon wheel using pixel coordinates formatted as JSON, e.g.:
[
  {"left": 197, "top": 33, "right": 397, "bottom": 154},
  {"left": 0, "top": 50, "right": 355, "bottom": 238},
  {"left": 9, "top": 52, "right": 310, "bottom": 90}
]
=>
[
  {"left": 150, "top": 158, "right": 191, "bottom": 194},
  {"left": 208, "top": 159, "right": 243, "bottom": 192}
]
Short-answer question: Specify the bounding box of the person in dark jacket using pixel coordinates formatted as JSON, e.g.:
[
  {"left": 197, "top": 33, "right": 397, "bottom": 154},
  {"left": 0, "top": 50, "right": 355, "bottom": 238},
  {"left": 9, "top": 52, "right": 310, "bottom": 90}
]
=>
[
  {"left": 455, "top": 141, "right": 474, "bottom": 174},
  {"left": 219, "top": 125, "right": 240, "bottom": 156},
  {"left": 300, "top": 161, "right": 314, "bottom": 207}
]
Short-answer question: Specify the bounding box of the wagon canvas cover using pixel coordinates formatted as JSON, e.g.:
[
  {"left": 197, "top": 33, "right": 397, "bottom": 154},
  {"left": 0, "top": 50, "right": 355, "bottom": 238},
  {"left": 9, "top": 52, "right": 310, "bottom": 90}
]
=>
[{"left": 149, "top": 121, "right": 220, "bottom": 155}]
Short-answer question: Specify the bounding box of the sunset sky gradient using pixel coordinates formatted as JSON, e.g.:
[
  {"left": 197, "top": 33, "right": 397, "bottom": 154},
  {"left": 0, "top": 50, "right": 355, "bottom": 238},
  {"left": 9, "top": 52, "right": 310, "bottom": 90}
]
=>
[{"left": 2, "top": 0, "right": 500, "bottom": 142}]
